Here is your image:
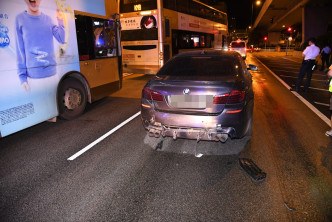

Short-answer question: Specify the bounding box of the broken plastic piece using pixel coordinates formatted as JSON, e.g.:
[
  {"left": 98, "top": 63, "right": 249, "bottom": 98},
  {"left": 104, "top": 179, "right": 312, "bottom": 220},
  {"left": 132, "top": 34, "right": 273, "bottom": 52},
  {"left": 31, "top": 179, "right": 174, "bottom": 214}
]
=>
[
  {"left": 284, "top": 202, "right": 296, "bottom": 211},
  {"left": 196, "top": 133, "right": 201, "bottom": 143},
  {"left": 239, "top": 158, "right": 266, "bottom": 181},
  {"left": 155, "top": 140, "right": 163, "bottom": 150}
]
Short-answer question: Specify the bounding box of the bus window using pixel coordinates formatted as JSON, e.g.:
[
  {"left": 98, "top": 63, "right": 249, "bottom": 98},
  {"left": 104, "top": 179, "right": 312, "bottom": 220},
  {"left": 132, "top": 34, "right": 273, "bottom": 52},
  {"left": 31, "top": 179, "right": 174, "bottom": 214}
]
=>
[
  {"left": 75, "top": 15, "right": 94, "bottom": 61},
  {"left": 93, "top": 19, "right": 117, "bottom": 58},
  {"left": 121, "top": 28, "right": 158, "bottom": 41}
]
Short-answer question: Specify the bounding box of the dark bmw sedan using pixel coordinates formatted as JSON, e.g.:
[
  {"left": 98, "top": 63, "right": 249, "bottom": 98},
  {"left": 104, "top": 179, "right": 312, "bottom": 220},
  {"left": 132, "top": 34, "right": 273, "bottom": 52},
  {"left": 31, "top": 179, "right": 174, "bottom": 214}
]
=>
[{"left": 141, "top": 50, "right": 256, "bottom": 142}]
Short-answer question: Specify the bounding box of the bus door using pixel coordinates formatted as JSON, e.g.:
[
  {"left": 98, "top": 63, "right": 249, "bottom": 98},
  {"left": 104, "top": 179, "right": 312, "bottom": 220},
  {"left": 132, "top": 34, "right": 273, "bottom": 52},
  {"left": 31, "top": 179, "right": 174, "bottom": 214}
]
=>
[{"left": 75, "top": 15, "right": 121, "bottom": 101}]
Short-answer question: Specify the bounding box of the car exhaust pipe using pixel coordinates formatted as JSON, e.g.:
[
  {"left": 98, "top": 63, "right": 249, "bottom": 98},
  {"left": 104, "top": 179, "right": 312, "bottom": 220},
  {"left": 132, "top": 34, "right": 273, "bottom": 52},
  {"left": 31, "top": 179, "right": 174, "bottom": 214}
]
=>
[
  {"left": 154, "top": 130, "right": 161, "bottom": 138},
  {"left": 173, "top": 131, "right": 177, "bottom": 140},
  {"left": 216, "top": 134, "right": 228, "bottom": 142},
  {"left": 149, "top": 129, "right": 155, "bottom": 137}
]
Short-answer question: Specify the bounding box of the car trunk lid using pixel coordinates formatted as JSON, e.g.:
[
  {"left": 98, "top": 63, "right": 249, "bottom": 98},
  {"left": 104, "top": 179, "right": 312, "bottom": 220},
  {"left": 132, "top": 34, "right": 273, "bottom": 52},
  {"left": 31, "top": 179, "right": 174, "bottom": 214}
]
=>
[{"left": 149, "top": 80, "right": 235, "bottom": 115}]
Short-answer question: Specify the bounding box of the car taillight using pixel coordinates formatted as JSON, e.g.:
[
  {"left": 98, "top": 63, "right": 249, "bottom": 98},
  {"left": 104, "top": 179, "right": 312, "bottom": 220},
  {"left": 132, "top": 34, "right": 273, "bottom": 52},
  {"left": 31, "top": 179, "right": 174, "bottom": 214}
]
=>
[
  {"left": 213, "top": 93, "right": 229, "bottom": 104},
  {"left": 213, "top": 90, "right": 245, "bottom": 104},
  {"left": 142, "top": 87, "right": 164, "bottom": 101},
  {"left": 228, "top": 90, "right": 245, "bottom": 104},
  {"left": 151, "top": 90, "right": 164, "bottom": 101},
  {"left": 142, "top": 87, "right": 152, "bottom": 100}
]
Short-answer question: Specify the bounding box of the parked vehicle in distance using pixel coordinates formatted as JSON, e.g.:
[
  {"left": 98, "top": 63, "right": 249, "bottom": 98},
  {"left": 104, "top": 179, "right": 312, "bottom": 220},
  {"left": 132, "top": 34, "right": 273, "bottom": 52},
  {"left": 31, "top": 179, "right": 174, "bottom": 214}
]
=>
[
  {"left": 247, "top": 46, "right": 254, "bottom": 53},
  {"left": 141, "top": 50, "right": 256, "bottom": 143},
  {"left": 230, "top": 40, "right": 247, "bottom": 59},
  {"left": 254, "top": 47, "right": 261, "bottom": 52}
]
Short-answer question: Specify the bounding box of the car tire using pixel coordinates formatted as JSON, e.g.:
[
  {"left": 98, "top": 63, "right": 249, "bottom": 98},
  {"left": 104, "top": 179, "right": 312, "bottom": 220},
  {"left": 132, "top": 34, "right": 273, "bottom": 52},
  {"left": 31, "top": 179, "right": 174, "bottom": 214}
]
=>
[{"left": 58, "top": 77, "right": 87, "bottom": 120}]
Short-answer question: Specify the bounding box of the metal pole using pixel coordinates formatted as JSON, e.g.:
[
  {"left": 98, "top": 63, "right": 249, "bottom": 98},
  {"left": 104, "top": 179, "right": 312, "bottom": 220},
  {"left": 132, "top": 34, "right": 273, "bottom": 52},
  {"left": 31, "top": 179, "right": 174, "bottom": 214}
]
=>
[
  {"left": 286, "top": 40, "right": 288, "bottom": 56},
  {"left": 251, "top": 2, "right": 253, "bottom": 27},
  {"left": 157, "top": 0, "right": 164, "bottom": 68}
]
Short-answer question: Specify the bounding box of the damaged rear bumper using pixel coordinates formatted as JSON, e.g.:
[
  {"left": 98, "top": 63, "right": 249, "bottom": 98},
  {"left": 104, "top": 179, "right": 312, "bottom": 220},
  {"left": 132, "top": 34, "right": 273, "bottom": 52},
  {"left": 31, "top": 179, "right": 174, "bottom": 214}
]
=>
[{"left": 143, "top": 121, "right": 236, "bottom": 142}]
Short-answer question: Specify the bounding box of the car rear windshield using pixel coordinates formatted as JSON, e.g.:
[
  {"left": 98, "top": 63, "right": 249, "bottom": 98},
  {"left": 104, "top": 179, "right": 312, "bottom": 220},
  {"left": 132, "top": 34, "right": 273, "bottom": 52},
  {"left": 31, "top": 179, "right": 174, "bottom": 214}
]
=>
[
  {"left": 231, "top": 42, "right": 245, "bottom": 48},
  {"left": 157, "top": 56, "right": 237, "bottom": 81}
]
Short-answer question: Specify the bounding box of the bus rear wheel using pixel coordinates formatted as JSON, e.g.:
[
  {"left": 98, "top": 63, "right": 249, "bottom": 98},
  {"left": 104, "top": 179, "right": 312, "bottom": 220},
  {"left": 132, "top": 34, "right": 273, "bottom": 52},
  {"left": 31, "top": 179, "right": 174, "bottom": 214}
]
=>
[{"left": 58, "top": 77, "right": 87, "bottom": 120}]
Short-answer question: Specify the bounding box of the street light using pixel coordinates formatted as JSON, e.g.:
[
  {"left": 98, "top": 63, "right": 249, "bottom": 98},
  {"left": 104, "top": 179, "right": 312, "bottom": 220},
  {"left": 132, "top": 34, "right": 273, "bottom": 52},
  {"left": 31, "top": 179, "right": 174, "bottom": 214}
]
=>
[
  {"left": 286, "top": 27, "right": 293, "bottom": 55},
  {"left": 264, "top": 36, "right": 267, "bottom": 50},
  {"left": 251, "top": 0, "right": 262, "bottom": 27},
  {"left": 286, "top": 37, "right": 292, "bottom": 56}
]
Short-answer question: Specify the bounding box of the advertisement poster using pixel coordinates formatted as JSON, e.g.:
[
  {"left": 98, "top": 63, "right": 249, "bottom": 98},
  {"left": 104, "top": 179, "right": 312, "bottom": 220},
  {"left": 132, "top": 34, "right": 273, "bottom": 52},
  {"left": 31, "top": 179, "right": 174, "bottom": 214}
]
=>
[
  {"left": 0, "top": 0, "right": 105, "bottom": 137},
  {"left": 121, "top": 15, "right": 158, "bottom": 31}
]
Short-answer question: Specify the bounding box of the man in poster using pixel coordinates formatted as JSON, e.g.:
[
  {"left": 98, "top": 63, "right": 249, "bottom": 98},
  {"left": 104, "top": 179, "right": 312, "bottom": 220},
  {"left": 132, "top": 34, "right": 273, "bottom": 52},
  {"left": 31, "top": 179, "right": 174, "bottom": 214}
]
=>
[{"left": 15, "top": 0, "right": 65, "bottom": 93}]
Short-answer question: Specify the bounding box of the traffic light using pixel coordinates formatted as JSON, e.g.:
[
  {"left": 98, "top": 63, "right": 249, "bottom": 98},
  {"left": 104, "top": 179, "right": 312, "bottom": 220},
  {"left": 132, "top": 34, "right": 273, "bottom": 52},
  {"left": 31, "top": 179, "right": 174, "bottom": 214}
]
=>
[
  {"left": 287, "top": 27, "right": 292, "bottom": 32},
  {"left": 270, "top": 18, "right": 274, "bottom": 24},
  {"left": 264, "top": 36, "right": 268, "bottom": 41}
]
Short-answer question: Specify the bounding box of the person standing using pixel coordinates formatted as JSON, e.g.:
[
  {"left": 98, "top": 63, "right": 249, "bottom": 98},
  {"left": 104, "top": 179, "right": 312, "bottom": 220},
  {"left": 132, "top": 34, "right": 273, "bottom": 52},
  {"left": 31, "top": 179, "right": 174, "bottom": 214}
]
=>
[
  {"left": 325, "top": 65, "right": 332, "bottom": 137},
  {"left": 320, "top": 44, "right": 331, "bottom": 71},
  {"left": 291, "top": 38, "right": 320, "bottom": 92}
]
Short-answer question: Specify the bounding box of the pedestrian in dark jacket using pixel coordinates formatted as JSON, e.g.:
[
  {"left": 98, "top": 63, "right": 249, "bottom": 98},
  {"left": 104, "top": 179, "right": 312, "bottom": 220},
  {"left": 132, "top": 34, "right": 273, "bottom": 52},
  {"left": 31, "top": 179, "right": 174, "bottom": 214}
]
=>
[{"left": 320, "top": 44, "right": 331, "bottom": 71}]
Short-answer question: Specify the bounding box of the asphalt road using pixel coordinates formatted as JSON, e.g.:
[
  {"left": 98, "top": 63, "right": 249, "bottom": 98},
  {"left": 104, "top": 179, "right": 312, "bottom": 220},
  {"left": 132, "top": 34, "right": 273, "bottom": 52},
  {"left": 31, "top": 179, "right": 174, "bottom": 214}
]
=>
[
  {"left": 254, "top": 52, "right": 331, "bottom": 119},
  {"left": 1, "top": 54, "right": 332, "bottom": 221}
]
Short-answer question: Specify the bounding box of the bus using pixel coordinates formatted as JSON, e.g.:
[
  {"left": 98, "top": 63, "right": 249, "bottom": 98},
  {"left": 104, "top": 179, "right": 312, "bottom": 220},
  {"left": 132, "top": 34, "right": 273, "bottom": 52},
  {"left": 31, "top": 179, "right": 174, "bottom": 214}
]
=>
[
  {"left": 119, "top": 0, "right": 228, "bottom": 74},
  {"left": 0, "top": 0, "right": 122, "bottom": 138}
]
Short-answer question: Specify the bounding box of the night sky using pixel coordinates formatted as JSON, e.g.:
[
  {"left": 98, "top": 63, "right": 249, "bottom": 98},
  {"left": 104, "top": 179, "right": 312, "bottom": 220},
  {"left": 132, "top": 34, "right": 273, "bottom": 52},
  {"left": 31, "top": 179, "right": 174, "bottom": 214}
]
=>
[{"left": 202, "top": 0, "right": 252, "bottom": 29}]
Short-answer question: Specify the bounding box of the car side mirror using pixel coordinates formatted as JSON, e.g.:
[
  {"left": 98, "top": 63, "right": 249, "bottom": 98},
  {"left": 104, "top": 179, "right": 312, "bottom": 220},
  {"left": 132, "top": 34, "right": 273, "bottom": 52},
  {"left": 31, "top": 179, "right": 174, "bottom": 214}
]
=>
[{"left": 248, "top": 64, "right": 258, "bottom": 71}]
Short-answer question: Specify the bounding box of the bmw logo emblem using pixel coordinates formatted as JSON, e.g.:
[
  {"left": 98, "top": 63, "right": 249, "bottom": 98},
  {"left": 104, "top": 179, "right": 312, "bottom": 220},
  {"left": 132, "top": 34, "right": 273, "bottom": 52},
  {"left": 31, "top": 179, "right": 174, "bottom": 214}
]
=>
[{"left": 183, "top": 88, "right": 190, "bottom": 94}]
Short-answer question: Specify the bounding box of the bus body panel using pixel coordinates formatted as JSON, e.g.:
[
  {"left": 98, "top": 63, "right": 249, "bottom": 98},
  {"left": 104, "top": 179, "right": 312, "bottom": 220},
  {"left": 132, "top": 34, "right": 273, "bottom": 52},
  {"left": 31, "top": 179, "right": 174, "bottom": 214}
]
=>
[
  {"left": 80, "top": 58, "right": 120, "bottom": 88},
  {"left": 120, "top": 13, "right": 160, "bottom": 74},
  {"left": 0, "top": 0, "right": 121, "bottom": 137},
  {"left": 122, "top": 40, "right": 159, "bottom": 74}
]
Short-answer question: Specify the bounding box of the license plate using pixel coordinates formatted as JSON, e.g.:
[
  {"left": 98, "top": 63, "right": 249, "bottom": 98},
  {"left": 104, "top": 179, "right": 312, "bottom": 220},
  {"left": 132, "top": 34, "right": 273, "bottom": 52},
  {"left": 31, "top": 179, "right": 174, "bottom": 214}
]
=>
[{"left": 169, "top": 95, "right": 213, "bottom": 108}]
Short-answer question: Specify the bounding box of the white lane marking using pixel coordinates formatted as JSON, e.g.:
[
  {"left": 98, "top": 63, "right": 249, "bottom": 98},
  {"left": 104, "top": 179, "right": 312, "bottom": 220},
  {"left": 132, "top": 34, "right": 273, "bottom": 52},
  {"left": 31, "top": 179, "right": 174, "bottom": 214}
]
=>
[
  {"left": 255, "top": 58, "right": 291, "bottom": 89},
  {"left": 308, "top": 87, "right": 329, "bottom": 92},
  {"left": 261, "top": 62, "right": 300, "bottom": 67},
  {"left": 67, "top": 111, "right": 141, "bottom": 161},
  {"left": 292, "top": 92, "right": 330, "bottom": 125},
  {"left": 282, "top": 57, "right": 302, "bottom": 63},
  {"left": 289, "top": 85, "right": 329, "bottom": 92},
  {"left": 255, "top": 57, "right": 330, "bottom": 126},
  {"left": 279, "top": 75, "right": 326, "bottom": 82},
  {"left": 268, "top": 68, "right": 299, "bottom": 72},
  {"left": 314, "top": 102, "right": 329, "bottom": 107}
]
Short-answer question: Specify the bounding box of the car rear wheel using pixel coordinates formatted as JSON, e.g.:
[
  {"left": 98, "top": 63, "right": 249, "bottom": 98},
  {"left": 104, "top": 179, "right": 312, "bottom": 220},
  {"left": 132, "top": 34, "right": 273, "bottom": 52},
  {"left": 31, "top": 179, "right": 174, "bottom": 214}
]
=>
[{"left": 58, "top": 77, "right": 87, "bottom": 120}]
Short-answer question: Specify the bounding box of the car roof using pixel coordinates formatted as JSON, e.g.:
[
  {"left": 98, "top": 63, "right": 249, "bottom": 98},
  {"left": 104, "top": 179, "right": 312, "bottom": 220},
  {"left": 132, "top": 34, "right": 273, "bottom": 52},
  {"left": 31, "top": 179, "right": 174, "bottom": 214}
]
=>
[{"left": 175, "top": 50, "right": 240, "bottom": 59}]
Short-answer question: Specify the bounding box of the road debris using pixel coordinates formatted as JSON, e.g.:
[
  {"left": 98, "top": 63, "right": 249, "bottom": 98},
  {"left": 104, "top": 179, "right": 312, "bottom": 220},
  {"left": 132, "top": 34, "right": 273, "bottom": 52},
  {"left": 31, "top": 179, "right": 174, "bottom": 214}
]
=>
[
  {"left": 239, "top": 158, "right": 266, "bottom": 181},
  {"left": 284, "top": 202, "right": 296, "bottom": 211},
  {"left": 155, "top": 139, "right": 163, "bottom": 150}
]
